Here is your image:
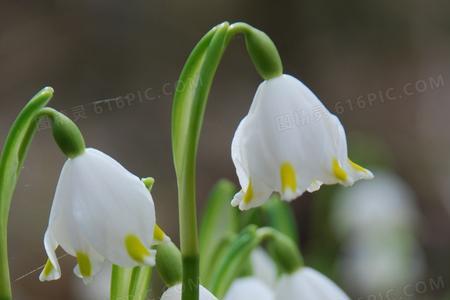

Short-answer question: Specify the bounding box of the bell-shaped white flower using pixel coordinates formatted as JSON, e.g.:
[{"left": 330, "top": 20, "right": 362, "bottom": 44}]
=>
[
  {"left": 250, "top": 248, "right": 278, "bottom": 288},
  {"left": 224, "top": 277, "right": 274, "bottom": 300},
  {"left": 39, "top": 148, "right": 164, "bottom": 282},
  {"left": 231, "top": 74, "right": 373, "bottom": 209},
  {"left": 275, "top": 267, "right": 349, "bottom": 300},
  {"left": 332, "top": 170, "right": 424, "bottom": 294},
  {"left": 161, "top": 284, "right": 218, "bottom": 300}
]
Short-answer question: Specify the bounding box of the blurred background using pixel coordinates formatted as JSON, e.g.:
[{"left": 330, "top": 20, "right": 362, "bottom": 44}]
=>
[{"left": 1, "top": 0, "right": 449, "bottom": 299}]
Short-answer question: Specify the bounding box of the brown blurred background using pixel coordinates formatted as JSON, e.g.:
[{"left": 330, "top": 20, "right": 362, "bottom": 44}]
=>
[{"left": 1, "top": 0, "right": 449, "bottom": 299}]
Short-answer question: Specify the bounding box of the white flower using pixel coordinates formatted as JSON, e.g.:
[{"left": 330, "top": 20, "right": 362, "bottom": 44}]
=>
[
  {"left": 39, "top": 148, "right": 164, "bottom": 283},
  {"left": 161, "top": 284, "right": 217, "bottom": 300},
  {"left": 224, "top": 277, "right": 274, "bottom": 300},
  {"left": 250, "top": 248, "right": 277, "bottom": 288},
  {"left": 332, "top": 170, "right": 419, "bottom": 236},
  {"left": 332, "top": 170, "right": 424, "bottom": 293},
  {"left": 231, "top": 74, "right": 373, "bottom": 210},
  {"left": 275, "top": 267, "right": 349, "bottom": 300}
]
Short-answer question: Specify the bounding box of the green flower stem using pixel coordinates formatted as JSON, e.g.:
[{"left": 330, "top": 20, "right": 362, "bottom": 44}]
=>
[
  {"left": 128, "top": 266, "right": 152, "bottom": 300},
  {"left": 0, "top": 87, "right": 54, "bottom": 300},
  {"left": 209, "top": 226, "right": 303, "bottom": 299},
  {"left": 171, "top": 22, "right": 284, "bottom": 300},
  {"left": 111, "top": 265, "right": 133, "bottom": 300}
]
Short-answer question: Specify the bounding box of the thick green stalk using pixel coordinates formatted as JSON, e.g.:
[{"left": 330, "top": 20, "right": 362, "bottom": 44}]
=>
[
  {"left": 172, "top": 23, "right": 227, "bottom": 300},
  {"left": 171, "top": 22, "right": 283, "bottom": 300},
  {"left": 0, "top": 87, "right": 54, "bottom": 300}
]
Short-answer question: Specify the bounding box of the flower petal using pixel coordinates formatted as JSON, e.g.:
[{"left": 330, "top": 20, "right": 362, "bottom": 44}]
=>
[
  {"left": 67, "top": 149, "right": 156, "bottom": 267},
  {"left": 224, "top": 277, "right": 274, "bottom": 300},
  {"left": 275, "top": 267, "right": 350, "bottom": 300},
  {"left": 39, "top": 230, "right": 61, "bottom": 282},
  {"left": 73, "top": 249, "right": 106, "bottom": 284},
  {"left": 161, "top": 284, "right": 218, "bottom": 300}
]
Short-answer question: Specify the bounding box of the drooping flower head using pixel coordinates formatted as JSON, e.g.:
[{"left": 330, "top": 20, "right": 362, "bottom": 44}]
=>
[
  {"left": 224, "top": 277, "right": 274, "bottom": 300},
  {"left": 161, "top": 284, "right": 218, "bottom": 300},
  {"left": 232, "top": 74, "right": 373, "bottom": 210},
  {"left": 39, "top": 148, "right": 165, "bottom": 282},
  {"left": 275, "top": 267, "right": 350, "bottom": 300}
]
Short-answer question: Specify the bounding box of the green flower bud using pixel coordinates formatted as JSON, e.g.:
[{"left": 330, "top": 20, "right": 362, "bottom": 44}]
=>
[
  {"left": 39, "top": 108, "right": 85, "bottom": 158},
  {"left": 155, "top": 241, "right": 183, "bottom": 287},
  {"left": 228, "top": 22, "right": 283, "bottom": 80}
]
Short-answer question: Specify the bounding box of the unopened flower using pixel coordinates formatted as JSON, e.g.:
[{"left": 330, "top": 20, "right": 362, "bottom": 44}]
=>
[
  {"left": 275, "top": 267, "right": 349, "bottom": 300},
  {"left": 231, "top": 74, "right": 373, "bottom": 210},
  {"left": 39, "top": 148, "right": 166, "bottom": 282},
  {"left": 161, "top": 284, "right": 217, "bottom": 300}
]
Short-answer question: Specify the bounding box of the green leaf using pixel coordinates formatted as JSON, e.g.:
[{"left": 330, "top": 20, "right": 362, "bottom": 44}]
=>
[
  {"left": 202, "top": 232, "right": 236, "bottom": 289},
  {"left": 199, "top": 179, "right": 238, "bottom": 283},
  {"left": 0, "top": 87, "right": 53, "bottom": 300},
  {"left": 208, "top": 226, "right": 259, "bottom": 298}
]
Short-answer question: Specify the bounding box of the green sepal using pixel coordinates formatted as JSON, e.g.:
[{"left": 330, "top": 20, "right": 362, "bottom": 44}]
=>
[{"left": 142, "top": 177, "right": 155, "bottom": 191}]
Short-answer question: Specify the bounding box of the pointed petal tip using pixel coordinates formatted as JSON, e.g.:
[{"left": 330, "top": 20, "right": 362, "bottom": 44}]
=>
[
  {"left": 280, "top": 189, "right": 301, "bottom": 202},
  {"left": 39, "top": 261, "right": 61, "bottom": 282}
]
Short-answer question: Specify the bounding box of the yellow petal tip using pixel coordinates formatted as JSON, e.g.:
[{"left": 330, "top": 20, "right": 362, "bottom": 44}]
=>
[
  {"left": 280, "top": 162, "right": 297, "bottom": 193},
  {"left": 125, "top": 234, "right": 151, "bottom": 264},
  {"left": 332, "top": 158, "right": 348, "bottom": 182}
]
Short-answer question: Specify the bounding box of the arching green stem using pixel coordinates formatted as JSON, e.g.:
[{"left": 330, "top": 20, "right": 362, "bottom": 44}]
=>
[
  {"left": 209, "top": 226, "right": 303, "bottom": 299},
  {"left": 0, "top": 87, "right": 54, "bottom": 300},
  {"left": 171, "top": 22, "right": 283, "bottom": 300}
]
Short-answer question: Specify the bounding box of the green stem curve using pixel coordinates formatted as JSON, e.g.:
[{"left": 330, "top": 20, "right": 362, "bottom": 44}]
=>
[
  {"left": 0, "top": 87, "right": 54, "bottom": 300},
  {"left": 171, "top": 22, "right": 284, "bottom": 300},
  {"left": 209, "top": 226, "right": 303, "bottom": 299}
]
